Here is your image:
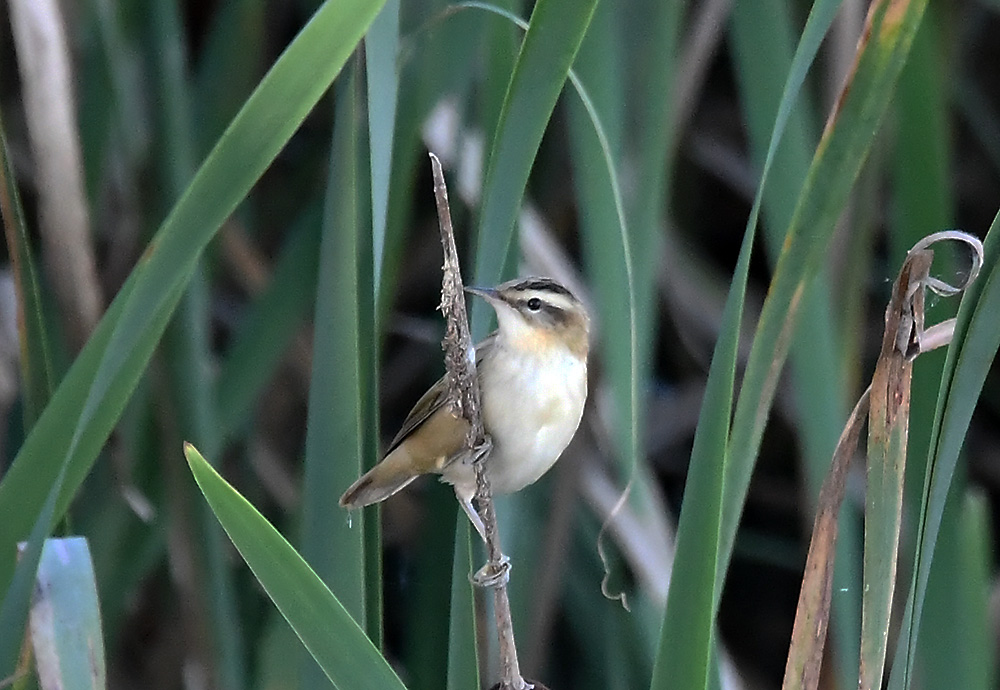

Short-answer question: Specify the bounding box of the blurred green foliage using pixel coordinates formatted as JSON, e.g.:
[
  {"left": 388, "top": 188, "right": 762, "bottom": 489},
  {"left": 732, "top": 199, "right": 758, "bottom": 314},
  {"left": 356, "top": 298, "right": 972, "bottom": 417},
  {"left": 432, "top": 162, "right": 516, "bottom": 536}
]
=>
[{"left": 0, "top": 1, "right": 998, "bottom": 689}]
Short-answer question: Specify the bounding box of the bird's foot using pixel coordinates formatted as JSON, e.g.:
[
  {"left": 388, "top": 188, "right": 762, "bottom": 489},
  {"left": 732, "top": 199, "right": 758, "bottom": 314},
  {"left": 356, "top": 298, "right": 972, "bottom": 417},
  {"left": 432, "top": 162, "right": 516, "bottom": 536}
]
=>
[
  {"left": 471, "top": 435, "right": 493, "bottom": 463},
  {"left": 470, "top": 553, "right": 510, "bottom": 588}
]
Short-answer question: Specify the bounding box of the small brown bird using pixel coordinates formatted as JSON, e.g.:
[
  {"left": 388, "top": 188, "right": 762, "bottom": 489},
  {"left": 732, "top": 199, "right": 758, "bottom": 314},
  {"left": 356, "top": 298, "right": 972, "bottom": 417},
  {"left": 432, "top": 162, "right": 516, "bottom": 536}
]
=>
[{"left": 339, "top": 277, "right": 590, "bottom": 539}]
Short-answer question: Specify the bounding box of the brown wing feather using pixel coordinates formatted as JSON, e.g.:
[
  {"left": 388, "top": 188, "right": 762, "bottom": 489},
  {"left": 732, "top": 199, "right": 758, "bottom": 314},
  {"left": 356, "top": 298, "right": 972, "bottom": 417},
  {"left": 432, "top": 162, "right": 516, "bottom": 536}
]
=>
[{"left": 383, "top": 333, "right": 496, "bottom": 456}]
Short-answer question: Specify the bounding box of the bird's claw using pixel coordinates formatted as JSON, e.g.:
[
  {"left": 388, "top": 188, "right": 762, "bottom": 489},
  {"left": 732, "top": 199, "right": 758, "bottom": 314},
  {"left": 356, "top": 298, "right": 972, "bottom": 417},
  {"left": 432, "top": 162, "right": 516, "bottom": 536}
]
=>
[
  {"left": 470, "top": 553, "right": 510, "bottom": 588},
  {"left": 471, "top": 435, "right": 493, "bottom": 463}
]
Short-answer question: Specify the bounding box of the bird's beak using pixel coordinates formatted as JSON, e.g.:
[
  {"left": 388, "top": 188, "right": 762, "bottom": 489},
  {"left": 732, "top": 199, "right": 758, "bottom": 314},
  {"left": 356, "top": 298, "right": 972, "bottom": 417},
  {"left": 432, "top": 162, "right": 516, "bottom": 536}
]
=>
[{"left": 464, "top": 285, "right": 500, "bottom": 303}]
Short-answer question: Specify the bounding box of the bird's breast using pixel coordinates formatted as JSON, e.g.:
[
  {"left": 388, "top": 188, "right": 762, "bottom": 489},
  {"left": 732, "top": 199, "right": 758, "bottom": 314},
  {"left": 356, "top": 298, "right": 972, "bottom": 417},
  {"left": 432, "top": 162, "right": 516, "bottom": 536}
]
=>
[{"left": 477, "top": 344, "right": 587, "bottom": 494}]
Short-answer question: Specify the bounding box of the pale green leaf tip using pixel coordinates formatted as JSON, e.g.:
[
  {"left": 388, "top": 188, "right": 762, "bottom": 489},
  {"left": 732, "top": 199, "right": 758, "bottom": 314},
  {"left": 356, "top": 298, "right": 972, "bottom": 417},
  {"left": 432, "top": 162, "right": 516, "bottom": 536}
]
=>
[{"left": 183, "top": 441, "right": 204, "bottom": 466}]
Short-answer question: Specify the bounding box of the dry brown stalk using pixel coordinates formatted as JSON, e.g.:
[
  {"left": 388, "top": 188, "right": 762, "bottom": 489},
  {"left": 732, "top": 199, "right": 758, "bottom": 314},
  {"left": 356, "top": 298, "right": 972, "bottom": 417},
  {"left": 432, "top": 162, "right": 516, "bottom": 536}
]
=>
[{"left": 429, "top": 152, "right": 528, "bottom": 690}]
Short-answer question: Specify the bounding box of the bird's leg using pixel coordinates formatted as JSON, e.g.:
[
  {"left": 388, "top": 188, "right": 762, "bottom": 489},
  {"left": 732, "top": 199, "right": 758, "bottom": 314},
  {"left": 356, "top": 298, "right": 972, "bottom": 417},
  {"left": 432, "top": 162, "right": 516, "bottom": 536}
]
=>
[
  {"left": 459, "top": 494, "right": 488, "bottom": 543},
  {"left": 471, "top": 544, "right": 511, "bottom": 588},
  {"left": 456, "top": 482, "right": 510, "bottom": 588}
]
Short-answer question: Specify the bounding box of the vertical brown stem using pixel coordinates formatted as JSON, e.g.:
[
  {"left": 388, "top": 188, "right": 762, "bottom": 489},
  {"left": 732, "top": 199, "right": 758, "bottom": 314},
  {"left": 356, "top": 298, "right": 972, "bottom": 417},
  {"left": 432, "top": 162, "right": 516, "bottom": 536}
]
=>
[{"left": 429, "top": 153, "right": 526, "bottom": 690}]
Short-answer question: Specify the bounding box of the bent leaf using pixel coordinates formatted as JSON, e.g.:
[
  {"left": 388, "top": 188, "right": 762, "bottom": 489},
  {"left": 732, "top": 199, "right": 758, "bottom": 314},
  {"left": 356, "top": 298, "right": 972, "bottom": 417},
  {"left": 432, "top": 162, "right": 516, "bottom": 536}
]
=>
[
  {"left": 782, "top": 387, "right": 870, "bottom": 690},
  {"left": 184, "top": 443, "right": 406, "bottom": 690}
]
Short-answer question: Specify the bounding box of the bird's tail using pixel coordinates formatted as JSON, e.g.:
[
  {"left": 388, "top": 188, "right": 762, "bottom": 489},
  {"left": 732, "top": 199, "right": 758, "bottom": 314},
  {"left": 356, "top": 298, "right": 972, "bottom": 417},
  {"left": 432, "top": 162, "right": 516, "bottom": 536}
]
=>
[{"left": 339, "top": 448, "right": 420, "bottom": 508}]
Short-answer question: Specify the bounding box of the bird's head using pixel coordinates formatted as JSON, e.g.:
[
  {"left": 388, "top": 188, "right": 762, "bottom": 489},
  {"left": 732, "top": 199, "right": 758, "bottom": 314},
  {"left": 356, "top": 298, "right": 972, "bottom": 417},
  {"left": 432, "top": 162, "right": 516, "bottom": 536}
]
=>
[{"left": 466, "top": 277, "right": 590, "bottom": 359}]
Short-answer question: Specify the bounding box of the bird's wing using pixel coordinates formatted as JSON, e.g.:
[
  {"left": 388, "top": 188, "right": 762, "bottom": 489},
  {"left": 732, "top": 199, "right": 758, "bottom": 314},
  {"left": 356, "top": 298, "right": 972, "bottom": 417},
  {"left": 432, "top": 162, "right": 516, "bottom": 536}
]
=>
[{"left": 383, "top": 332, "right": 497, "bottom": 456}]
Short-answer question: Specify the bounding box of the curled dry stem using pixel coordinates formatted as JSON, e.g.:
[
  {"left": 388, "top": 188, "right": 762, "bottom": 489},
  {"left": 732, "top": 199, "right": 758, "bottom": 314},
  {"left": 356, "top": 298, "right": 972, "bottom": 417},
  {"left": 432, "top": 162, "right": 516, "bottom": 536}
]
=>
[{"left": 782, "top": 229, "right": 983, "bottom": 690}]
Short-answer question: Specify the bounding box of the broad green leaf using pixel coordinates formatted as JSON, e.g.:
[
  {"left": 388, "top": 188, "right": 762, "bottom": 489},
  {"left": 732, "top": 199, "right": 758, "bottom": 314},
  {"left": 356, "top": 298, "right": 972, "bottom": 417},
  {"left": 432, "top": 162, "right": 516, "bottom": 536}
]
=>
[
  {"left": 404, "top": 487, "right": 462, "bottom": 690},
  {"left": 888, "top": 8, "right": 958, "bottom": 687},
  {"left": 651, "top": 0, "right": 846, "bottom": 687},
  {"left": 0, "top": 276, "right": 183, "bottom": 678},
  {"left": 214, "top": 207, "right": 322, "bottom": 441},
  {"left": 447, "top": 520, "right": 480, "bottom": 690},
  {"left": 28, "top": 538, "right": 106, "bottom": 690},
  {"left": 0, "top": 0, "right": 386, "bottom": 602},
  {"left": 470, "top": 0, "right": 598, "bottom": 337},
  {"left": 721, "top": 0, "right": 928, "bottom": 583},
  {"left": 194, "top": 0, "right": 267, "bottom": 154},
  {"left": 146, "top": 2, "right": 246, "bottom": 685},
  {"left": 300, "top": 58, "right": 375, "bottom": 689},
  {"left": 729, "top": 3, "right": 861, "bottom": 684},
  {"left": 861, "top": 249, "right": 929, "bottom": 690},
  {"left": 650, "top": 214, "right": 754, "bottom": 690},
  {"left": 184, "top": 443, "right": 407, "bottom": 690},
  {"left": 365, "top": 0, "right": 400, "bottom": 298}
]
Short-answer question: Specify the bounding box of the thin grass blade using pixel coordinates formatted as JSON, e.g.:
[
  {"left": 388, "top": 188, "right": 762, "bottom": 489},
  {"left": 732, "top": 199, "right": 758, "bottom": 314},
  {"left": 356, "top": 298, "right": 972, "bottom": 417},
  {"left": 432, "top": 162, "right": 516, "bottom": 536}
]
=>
[{"left": 0, "top": 106, "right": 54, "bottom": 426}]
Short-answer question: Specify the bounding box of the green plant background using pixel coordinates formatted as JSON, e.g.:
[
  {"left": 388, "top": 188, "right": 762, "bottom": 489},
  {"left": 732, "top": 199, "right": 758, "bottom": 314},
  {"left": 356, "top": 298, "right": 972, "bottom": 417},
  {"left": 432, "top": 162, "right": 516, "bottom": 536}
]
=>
[{"left": 0, "top": 1, "right": 998, "bottom": 689}]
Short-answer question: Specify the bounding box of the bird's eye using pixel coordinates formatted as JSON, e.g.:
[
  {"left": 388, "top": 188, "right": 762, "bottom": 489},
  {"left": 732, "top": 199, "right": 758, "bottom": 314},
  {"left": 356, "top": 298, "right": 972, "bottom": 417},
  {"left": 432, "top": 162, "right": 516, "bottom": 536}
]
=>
[{"left": 526, "top": 297, "right": 542, "bottom": 311}]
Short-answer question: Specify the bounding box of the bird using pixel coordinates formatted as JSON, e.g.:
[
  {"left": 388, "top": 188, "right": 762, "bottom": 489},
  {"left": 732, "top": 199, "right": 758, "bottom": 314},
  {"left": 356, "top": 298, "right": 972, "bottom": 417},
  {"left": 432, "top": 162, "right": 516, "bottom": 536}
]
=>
[{"left": 339, "top": 277, "right": 590, "bottom": 541}]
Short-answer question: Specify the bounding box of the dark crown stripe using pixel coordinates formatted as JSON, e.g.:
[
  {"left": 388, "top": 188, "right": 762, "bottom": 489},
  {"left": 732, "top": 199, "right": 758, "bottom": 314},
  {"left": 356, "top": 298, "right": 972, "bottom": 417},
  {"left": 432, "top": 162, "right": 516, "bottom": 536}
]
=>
[{"left": 512, "top": 278, "right": 574, "bottom": 299}]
